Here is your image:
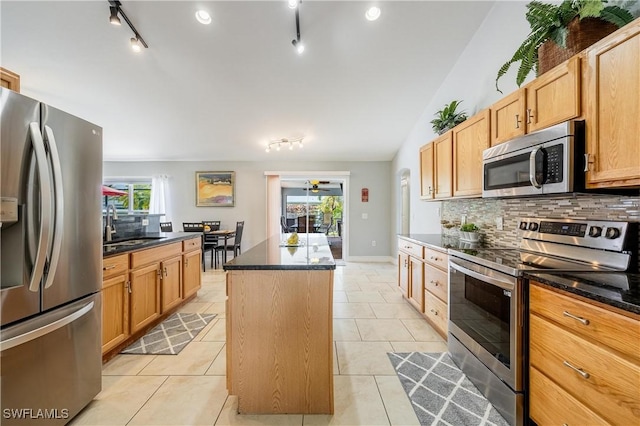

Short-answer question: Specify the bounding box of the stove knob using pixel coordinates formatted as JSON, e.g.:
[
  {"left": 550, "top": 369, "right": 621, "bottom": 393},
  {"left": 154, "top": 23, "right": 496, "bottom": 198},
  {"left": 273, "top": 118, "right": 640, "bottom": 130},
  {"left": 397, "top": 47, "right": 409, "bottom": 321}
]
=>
[
  {"left": 605, "top": 227, "right": 621, "bottom": 239},
  {"left": 588, "top": 226, "right": 603, "bottom": 238},
  {"left": 519, "top": 221, "right": 528, "bottom": 230},
  {"left": 528, "top": 222, "right": 539, "bottom": 231}
]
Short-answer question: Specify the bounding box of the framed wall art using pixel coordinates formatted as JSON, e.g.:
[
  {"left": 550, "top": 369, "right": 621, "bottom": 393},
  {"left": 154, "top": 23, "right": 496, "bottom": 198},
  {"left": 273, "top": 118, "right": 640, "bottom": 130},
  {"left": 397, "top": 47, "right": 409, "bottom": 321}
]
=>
[{"left": 196, "top": 171, "right": 235, "bottom": 207}]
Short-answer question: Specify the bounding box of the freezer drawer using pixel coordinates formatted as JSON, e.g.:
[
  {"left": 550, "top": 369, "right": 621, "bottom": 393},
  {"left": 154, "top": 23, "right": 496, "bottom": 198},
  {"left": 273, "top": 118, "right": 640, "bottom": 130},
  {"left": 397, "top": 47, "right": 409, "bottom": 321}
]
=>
[{"left": 0, "top": 293, "right": 102, "bottom": 425}]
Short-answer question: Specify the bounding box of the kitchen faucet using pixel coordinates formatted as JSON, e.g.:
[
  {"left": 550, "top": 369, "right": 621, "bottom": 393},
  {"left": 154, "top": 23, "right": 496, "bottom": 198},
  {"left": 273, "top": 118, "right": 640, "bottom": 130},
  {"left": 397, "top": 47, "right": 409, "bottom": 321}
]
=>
[{"left": 105, "top": 204, "right": 118, "bottom": 242}]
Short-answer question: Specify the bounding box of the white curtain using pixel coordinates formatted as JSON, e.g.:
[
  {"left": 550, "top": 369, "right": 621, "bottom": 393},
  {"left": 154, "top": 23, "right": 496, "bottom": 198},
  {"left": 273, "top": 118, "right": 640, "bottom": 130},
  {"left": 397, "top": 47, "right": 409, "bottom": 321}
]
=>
[{"left": 150, "top": 174, "right": 171, "bottom": 220}]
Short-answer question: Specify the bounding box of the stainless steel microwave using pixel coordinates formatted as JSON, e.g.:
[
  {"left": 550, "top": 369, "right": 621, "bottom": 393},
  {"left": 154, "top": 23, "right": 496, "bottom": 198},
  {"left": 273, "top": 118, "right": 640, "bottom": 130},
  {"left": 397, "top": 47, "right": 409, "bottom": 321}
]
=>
[{"left": 482, "top": 120, "right": 585, "bottom": 198}]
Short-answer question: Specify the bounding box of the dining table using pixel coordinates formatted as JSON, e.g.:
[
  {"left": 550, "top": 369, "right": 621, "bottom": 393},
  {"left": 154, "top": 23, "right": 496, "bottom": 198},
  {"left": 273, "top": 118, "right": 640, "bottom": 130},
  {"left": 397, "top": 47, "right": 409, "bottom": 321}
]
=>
[{"left": 204, "top": 229, "right": 236, "bottom": 266}]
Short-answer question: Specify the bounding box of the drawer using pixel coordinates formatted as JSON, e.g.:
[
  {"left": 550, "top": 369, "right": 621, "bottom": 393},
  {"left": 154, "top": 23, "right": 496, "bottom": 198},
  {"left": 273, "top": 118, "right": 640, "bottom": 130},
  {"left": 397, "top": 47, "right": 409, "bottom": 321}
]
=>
[
  {"left": 397, "top": 238, "right": 424, "bottom": 259},
  {"left": 425, "top": 291, "right": 448, "bottom": 336},
  {"left": 424, "top": 263, "right": 448, "bottom": 303},
  {"left": 529, "top": 366, "right": 608, "bottom": 426},
  {"left": 102, "top": 254, "right": 128, "bottom": 279},
  {"left": 424, "top": 247, "right": 447, "bottom": 270},
  {"left": 530, "top": 282, "right": 640, "bottom": 363},
  {"left": 131, "top": 242, "right": 182, "bottom": 269},
  {"left": 183, "top": 236, "right": 202, "bottom": 252},
  {"left": 529, "top": 314, "right": 640, "bottom": 425}
]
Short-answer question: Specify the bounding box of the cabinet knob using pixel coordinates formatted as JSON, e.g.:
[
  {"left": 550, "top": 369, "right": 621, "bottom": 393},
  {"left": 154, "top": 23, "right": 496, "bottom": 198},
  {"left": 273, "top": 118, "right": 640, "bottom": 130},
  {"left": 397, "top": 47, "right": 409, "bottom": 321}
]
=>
[{"left": 430, "top": 256, "right": 439, "bottom": 261}]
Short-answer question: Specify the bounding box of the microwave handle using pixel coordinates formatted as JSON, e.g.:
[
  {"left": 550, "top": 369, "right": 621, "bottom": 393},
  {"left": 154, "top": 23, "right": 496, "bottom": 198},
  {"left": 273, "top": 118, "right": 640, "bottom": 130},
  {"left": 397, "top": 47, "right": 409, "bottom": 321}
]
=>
[{"left": 529, "top": 147, "right": 542, "bottom": 189}]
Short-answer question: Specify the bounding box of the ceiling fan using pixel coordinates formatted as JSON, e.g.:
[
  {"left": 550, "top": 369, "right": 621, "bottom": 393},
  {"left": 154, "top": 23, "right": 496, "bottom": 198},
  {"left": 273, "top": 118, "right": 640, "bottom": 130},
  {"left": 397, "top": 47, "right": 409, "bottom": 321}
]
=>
[{"left": 309, "top": 180, "right": 331, "bottom": 193}]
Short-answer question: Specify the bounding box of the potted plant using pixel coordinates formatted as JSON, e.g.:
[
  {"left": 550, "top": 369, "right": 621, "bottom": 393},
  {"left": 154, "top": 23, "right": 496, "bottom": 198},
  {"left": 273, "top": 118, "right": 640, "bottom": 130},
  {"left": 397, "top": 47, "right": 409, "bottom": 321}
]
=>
[
  {"left": 459, "top": 223, "right": 480, "bottom": 242},
  {"left": 495, "top": 0, "right": 635, "bottom": 93},
  {"left": 430, "top": 100, "right": 468, "bottom": 135}
]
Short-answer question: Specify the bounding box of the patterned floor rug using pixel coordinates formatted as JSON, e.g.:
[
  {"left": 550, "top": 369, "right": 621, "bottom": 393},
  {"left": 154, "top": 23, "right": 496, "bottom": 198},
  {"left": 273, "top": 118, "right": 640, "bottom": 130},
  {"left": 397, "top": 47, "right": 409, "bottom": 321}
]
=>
[
  {"left": 121, "top": 313, "right": 216, "bottom": 355},
  {"left": 388, "top": 352, "right": 509, "bottom": 426}
]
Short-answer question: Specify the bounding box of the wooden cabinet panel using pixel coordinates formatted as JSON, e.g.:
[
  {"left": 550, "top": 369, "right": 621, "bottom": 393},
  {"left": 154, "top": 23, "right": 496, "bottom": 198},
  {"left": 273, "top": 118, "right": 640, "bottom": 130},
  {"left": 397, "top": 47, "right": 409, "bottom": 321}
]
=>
[
  {"left": 530, "top": 283, "right": 640, "bottom": 363},
  {"left": 530, "top": 366, "right": 608, "bottom": 426},
  {"left": 530, "top": 314, "right": 640, "bottom": 425},
  {"left": 452, "top": 109, "right": 490, "bottom": 197},
  {"left": 183, "top": 249, "right": 202, "bottom": 299},
  {"left": 526, "top": 56, "right": 580, "bottom": 133},
  {"left": 0, "top": 67, "right": 20, "bottom": 92},
  {"left": 129, "top": 263, "right": 161, "bottom": 334},
  {"left": 130, "top": 242, "right": 181, "bottom": 269},
  {"left": 433, "top": 132, "right": 453, "bottom": 199},
  {"left": 424, "top": 263, "right": 447, "bottom": 303},
  {"left": 424, "top": 248, "right": 448, "bottom": 270},
  {"left": 398, "top": 237, "right": 424, "bottom": 259},
  {"left": 398, "top": 252, "right": 409, "bottom": 297},
  {"left": 419, "top": 143, "right": 434, "bottom": 199},
  {"left": 103, "top": 254, "right": 128, "bottom": 280},
  {"left": 490, "top": 88, "right": 525, "bottom": 146},
  {"left": 584, "top": 20, "right": 640, "bottom": 188},
  {"left": 183, "top": 236, "right": 201, "bottom": 252},
  {"left": 101, "top": 273, "right": 129, "bottom": 353},
  {"left": 161, "top": 256, "right": 183, "bottom": 313},
  {"left": 409, "top": 257, "right": 424, "bottom": 312},
  {"left": 424, "top": 291, "right": 447, "bottom": 336}
]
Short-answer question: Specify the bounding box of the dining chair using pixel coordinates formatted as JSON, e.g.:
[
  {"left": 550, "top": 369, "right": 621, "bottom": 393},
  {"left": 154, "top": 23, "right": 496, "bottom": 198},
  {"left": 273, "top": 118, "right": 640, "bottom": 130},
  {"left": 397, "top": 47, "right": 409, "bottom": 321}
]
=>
[
  {"left": 202, "top": 221, "right": 221, "bottom": 268},
  {"left": 183, "top": 222, "right": 211, "bottom": 271},
  {"left": 160, "top": 222, "right": 173, "bottom": 232},
  {"left": 202, "top": 220, "right": 221, "bottom": 231},
  {"left": 215, "top": 221, "right": 244, "bottom": 264}
]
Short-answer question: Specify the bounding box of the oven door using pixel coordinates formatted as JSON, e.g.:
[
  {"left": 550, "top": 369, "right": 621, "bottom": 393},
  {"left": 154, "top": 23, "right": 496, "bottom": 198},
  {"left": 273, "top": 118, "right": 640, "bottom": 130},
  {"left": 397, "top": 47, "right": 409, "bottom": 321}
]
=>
[{"left": 448, "top": 257, "right": 524, "bottom": 392}]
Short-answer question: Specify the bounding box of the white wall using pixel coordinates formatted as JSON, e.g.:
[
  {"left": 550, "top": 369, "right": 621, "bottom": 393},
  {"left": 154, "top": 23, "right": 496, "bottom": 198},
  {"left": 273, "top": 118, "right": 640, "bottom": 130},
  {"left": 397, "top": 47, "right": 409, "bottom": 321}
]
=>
[
  {"left": 391, "top": 1, "right": 532, "bottom": 236},
  {"left": 104, "top": 160, "right": 392, "bottom": 258}
]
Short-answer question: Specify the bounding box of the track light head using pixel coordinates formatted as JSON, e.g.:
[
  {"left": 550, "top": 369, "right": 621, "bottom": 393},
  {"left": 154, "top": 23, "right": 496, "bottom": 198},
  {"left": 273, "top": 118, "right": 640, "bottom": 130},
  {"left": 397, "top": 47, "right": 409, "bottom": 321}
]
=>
[
  {"left": 292, "top": 39, "right": 305, "bottom": 54},
  {"left": 130, "top": 37, "right": 142, "bottom": 53},
  {"left": 109, "top": 6, "right": 121, "bottom": 25}
]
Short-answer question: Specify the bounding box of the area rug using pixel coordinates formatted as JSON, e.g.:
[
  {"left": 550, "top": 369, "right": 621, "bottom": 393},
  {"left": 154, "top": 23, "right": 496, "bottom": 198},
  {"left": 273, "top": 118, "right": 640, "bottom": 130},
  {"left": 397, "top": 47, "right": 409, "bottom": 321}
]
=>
[
  {"left": 388, "top": 352, "right": 509, "bottom": 426},
  {"left": 121, "top": 313, "right": 216, "bottom": 355}
]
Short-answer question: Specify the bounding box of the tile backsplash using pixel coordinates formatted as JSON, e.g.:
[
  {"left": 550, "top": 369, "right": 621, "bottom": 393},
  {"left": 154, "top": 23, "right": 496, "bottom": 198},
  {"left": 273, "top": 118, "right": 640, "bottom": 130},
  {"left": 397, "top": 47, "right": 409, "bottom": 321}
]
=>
[{"left": 441, "top": 194, "right": 640, "bottom": 248}]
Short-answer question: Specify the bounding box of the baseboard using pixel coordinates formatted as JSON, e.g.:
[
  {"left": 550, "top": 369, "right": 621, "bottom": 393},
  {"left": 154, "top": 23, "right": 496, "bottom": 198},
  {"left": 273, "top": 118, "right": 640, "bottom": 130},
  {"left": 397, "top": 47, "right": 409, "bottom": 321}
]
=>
[{"left": 345, "top": 256, "right": 394, "bottom": 263}]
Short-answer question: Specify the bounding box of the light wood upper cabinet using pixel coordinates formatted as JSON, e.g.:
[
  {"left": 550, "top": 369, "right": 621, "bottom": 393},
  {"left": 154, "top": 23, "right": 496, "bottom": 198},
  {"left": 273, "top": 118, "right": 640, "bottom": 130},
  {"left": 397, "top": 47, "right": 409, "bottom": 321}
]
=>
[
  {"left": 526, "top": 56, "right": 580, "bottom": 133},
  {"left": 433, "top": 131, "right": 453, "bottom": 199},
  {"left": 490, "top": 88, "right": 526, "bottom": 146},
  {"left": 0, "top": 67, "right": 20, "bottom": 92},
  {"left": 419, "top": 143, "right": 434, "bottom": 199},
  {"left": 452, "top": 109, "right": 490, "bottom": 197},
  {"left": 584, "top": 19, "right": 640, "bottom": 188}
]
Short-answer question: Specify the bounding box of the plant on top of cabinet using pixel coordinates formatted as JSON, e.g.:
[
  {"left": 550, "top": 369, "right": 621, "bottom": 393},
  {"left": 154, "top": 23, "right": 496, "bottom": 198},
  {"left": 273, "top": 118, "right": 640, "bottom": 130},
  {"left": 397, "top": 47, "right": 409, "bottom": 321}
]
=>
[
  {"left": 495, "top": 0, "right": 635, "bottom": 93},
  {"left": 430, "top": 100, "right": 468, "bottom": 135}
]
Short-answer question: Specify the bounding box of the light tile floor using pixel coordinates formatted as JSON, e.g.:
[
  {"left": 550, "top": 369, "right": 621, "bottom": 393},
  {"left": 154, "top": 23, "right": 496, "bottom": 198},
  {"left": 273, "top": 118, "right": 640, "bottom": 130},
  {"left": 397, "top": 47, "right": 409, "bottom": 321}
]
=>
[{"left": 71, "top": 262, "right": 448, "bottom": 426}]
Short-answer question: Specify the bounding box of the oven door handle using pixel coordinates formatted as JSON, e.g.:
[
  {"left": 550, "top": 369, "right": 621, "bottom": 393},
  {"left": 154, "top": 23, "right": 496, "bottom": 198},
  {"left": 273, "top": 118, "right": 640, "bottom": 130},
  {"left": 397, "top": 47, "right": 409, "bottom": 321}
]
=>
[{"left": 449, "top": 260, "right": 515, "bottom": 291}]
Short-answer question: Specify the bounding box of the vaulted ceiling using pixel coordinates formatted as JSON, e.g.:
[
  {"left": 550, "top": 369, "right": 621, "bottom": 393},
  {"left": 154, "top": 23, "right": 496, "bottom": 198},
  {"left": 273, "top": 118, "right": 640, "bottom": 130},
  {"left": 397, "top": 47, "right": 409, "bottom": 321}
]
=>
[{"left": 1, "top": 1, "right": 495, "bottom": 161}]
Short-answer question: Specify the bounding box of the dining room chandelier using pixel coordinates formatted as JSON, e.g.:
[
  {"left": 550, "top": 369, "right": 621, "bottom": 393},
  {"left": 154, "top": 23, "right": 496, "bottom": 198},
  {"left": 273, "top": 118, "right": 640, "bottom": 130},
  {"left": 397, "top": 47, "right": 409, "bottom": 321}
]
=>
[{"left": 265, "top": 137, "right": 304, "bottom": 153}]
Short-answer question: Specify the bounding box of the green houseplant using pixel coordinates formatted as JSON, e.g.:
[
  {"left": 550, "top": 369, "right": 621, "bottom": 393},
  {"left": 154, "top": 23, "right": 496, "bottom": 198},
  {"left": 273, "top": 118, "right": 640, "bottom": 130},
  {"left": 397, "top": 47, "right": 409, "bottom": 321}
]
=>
[
  {"left": 495, "top": 0, "right": 635, "bottom": 93},
  {"left": 459, "top": 223, "right": 480, "bottom": 242},
  {"left": 430, "top": 100, "right": 468, "bottom": 135}
]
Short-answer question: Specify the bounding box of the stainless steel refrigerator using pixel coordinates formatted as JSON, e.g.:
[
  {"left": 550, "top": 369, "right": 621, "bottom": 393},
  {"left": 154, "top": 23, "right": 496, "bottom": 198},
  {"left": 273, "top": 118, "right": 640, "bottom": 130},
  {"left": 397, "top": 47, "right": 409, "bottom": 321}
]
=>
[{"left": 0, "top": 88, "right": 102, "bottom": 425}]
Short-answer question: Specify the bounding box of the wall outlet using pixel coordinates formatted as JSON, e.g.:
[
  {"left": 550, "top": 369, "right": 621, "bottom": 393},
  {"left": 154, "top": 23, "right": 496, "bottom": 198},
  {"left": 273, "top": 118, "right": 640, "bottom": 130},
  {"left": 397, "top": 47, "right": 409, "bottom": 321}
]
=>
[
  {"left": 372, "top": 240, "right": 376, "bottom": 247},
  {"left": 142, "top": 218, "right": 149, "bottom": 226},
  {"left": 461, "top": 214, "right": 467, "bottom": 225},
  {"left": 496, "top": 217, "right": 503, "bottom": 231}
]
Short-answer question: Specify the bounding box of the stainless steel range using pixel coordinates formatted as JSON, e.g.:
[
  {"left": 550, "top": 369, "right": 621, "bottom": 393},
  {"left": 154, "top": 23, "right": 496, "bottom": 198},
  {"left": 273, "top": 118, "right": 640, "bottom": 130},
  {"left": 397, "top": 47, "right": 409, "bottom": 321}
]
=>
[{"left": 447, "top": 218, "right": 635, "bottom": 426}]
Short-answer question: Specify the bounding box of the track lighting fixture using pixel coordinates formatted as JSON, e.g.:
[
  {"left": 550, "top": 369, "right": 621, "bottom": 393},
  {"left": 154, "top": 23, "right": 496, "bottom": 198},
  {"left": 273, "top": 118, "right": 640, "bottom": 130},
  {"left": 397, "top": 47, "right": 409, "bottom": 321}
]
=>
[
  {"left": 265, "top": 137, "right": 304, "bottom": 153},
  {"left": 291, "top": 1, "right": 304, "bottom": 54},
  {"left": 108, "top": 0, "right": 149, "bottom": 51}
]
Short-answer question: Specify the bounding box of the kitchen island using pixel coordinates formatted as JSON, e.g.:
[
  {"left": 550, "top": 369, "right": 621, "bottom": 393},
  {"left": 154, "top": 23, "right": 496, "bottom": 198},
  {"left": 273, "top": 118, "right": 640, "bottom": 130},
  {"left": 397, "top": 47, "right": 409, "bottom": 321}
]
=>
[{"left": 223, "top": 233, "right": 336, "bottom": 414}]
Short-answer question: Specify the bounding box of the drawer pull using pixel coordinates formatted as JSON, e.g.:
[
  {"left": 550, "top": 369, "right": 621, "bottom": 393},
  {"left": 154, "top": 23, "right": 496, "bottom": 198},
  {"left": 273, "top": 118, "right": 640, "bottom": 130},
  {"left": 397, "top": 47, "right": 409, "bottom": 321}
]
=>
[
  {"left": 563, "top": 311, "right": 590, "bottom": 325},
  {"left": 103, "top": 265, "right": 116, "bottom": 270},
  {"left": 430, "top": 309, "right": 438, "bottom": 316},
  {"left": 563, "top": 360, "right": 590, "bottom": 379},
  {"left": 430, "top": 256, "right": 440, "bottom": 261},
  {"left": 430, "top": 280, "right": 439, "bottom": 286}
]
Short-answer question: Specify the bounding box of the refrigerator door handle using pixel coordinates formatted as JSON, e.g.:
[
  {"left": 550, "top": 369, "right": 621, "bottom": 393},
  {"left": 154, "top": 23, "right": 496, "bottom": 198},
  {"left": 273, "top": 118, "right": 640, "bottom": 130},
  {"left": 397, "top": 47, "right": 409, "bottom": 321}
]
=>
[
  {"left": 27, "top": 122, "right": 53, "bottom": 292},
  {"left": 0, "top": 301, "right": 94, "bottom": 351},
  {"left": 42, "top": 125, "right": 64, "bottom": 289}
]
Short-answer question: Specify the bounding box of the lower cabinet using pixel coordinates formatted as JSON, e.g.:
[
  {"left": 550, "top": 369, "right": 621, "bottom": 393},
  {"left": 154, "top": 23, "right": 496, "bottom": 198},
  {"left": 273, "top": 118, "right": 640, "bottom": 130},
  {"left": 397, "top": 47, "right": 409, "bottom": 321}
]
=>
[
  {"left": 129, "top": 263, "right": 162, "bottom": 334},
  {"left": 183, "top": 249, "right": 202, "bottom": 299},
  {"left": 408, "top": 257, "right": 424, "bottom": 312},
  {"left": 161, "top": 255, "right": 183, "bottom": 313},
  {"left": 102, "top": 273, "right": 130, "bottom": 353}
]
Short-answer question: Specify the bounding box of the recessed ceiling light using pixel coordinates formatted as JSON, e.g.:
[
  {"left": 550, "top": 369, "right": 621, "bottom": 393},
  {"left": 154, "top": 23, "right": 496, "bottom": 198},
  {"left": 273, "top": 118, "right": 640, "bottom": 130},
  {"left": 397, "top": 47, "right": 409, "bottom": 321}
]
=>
[
  {"left": 365, "top": 6, "right": 381, "bottom": 21},
  {"left": 288, "top": 0, "right": 298, "bottom": 9},
  {"left": 195, "top": 10, "right": 211, "bottom": 25}
]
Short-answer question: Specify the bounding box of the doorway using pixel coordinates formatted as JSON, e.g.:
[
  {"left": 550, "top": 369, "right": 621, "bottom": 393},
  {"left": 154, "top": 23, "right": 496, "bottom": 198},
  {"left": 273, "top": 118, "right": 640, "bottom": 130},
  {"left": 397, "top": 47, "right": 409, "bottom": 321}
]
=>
[{"left": 400, "top": 171, "right": 410, "bottom": 234}]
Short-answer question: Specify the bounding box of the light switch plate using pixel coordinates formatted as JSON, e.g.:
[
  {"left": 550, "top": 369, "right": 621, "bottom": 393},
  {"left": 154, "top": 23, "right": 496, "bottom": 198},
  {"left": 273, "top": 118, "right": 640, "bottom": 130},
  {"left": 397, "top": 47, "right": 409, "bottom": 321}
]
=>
[{"left": 142, "top": 218, "right": 149, "bottom": 226}]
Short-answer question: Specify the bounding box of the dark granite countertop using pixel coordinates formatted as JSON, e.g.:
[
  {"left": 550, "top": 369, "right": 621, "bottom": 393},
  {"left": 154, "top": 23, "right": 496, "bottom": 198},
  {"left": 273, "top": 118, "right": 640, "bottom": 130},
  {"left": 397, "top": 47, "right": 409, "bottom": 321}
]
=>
[
  {"left": 103, "top": 232, "right": 201, "bottom": 257},
  {"left": 526, "top": 272, "right": 640, "bottom": 315},
  {"left": 224, "top": 233, "right": 336, "bottom": 271},
  {"left": 397, "top": 234, "right": 485, "bottom": 251}
]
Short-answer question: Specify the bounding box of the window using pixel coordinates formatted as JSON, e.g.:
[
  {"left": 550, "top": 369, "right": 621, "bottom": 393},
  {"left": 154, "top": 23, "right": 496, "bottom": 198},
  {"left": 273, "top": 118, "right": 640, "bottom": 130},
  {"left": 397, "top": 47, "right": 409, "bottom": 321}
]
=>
[{"left": 102, "top": 179, "right": 152, "bottom": 214}]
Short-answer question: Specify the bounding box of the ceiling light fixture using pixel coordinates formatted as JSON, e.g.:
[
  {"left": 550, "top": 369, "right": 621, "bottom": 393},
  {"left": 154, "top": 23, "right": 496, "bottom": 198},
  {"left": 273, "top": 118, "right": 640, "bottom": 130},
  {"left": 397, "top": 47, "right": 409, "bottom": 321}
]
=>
[
  {"left": 365, "top": 6, "right": 381, "bottom": 21},
  {"left": 195, "top": 10, "right": 211, "bottom": 25},
  {"left": 265, "top": 137, "right": 304, "bottom": 153},
  {"left": 108, "top": 0, "right": 149, "bottom": 51},
  {"left": 291, "top": 1, "right": 304, "bottom": 54},
  {"left": 287, "top": 0, "right": 299, "bottom": 9}
]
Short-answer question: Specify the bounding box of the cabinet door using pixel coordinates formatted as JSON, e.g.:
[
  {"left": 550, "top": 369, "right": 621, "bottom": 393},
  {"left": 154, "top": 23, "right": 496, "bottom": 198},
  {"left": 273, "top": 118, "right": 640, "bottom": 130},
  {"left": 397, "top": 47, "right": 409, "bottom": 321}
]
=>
[
  {"left": 452, "top": 109, "right": 490, "bottom": 197},
  {"left": 584, "top": 21, "right": 640, "bottom": 188},
  {"left": 102, "top": 273, "right": 129, "bottom": 353},
  {"left": 490, "top": 88, "right": 526, "bottom": 146},
  {"left": 161, "top": 255, "right": 183, "bottom": 313},
  {"left": 419, "top": 143, "right": 434, "bottom": 199},
  {"left": 129, "top": 263, "right": 161, "bottom": 334},
  {"left": 433, "top": 131, "right": 453, "bottom": 199},
  {"left": 409, "top": 257, "right": 424, "bottom": 312},
  {"left": 398, "top": 252, "right": 409, "bottom": 297},
  {"left": 183, "top": 249, "right": 202, "bottom": 299},
  {"left": 525, "top": 56, "right": 580, "bottom": 133},
  {"left": 0, "top": 67, "right": 20, "bottom": 92}
]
